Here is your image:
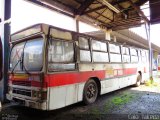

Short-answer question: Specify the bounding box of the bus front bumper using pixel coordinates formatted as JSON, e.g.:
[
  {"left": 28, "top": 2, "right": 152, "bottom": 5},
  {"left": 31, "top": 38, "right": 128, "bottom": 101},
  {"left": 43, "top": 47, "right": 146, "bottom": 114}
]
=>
[{"left": 6, "top": 93, "right": 47, "bottom": 110}]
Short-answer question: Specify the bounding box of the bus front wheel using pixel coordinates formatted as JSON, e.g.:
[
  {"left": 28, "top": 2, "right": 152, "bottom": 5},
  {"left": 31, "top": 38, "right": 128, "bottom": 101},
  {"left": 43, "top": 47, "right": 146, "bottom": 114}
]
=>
[{"left": 83, "top": 79, "right": 98, "bottom": 105}]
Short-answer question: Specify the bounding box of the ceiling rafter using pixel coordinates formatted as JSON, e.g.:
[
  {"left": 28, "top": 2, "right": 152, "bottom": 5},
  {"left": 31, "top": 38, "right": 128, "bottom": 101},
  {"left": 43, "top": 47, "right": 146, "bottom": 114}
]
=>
[
  {"left": 112, "top": 0, "right": 130, "bottom": 5},
  {"left": 76, "top": 0, "right": 95, "bottom": 15},
  {"left": 110, "top": 19, "right": 142, "bottom": 27},
  {"left": 55, "top": 0, "right": 78, "bottom": 11},
  {"left": 89, "top": 8, "right": 113, "bottom": 21},
  {"left": 107, "top": 18, "right": 142, "bottom": 28},
  {"left": 82, "top": 0, "right": 130, "bottom": 15},
  {"left": 85, "top": 14, "right": 112, "bottom": 28},
  {"left": 83, "top": 5, "right": 106, "bottom": 15},
  {"left": 128, "top": 0, "right": 149, "bottom": 23},
  {"left": 95, "top": 8, "right": 108, "bottom": 19},
  {"left": 74, "top": 0, "right": 83, "bottom": 4},
  {"left": 135, "top": 0, "right": 148, "bottom": 6},
  {"left": 109, "top": 16, "right": 142, "bottom": 24}
]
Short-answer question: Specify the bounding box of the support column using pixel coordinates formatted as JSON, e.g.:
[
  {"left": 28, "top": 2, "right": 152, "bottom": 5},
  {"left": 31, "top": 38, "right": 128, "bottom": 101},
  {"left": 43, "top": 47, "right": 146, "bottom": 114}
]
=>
[
  {"left": 145, "top": 23, "right": 152, "bottom": 79},
  {"left": 105, "top": 29, "right": 112, "bottom": 41},
  {"left": 152, "top": 51, "right": 158, "bottom": 76},
  {"left": 0, "top": 0, "right": 11, "bottom": 101},
  {"left": 113, "top": 36, "right": 117, "bottom": 42},
  {"left": 75, "top": 15, "right": 80, "bottom": 33},
  {"left": 76, "top": 20, "right": 79, "bottom": 33}
]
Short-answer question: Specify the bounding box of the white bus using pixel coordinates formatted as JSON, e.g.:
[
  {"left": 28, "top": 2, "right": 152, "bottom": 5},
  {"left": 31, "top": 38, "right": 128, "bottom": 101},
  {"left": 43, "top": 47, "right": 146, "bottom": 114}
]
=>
[{"left": 7, "top": 24, "right": 149, "bottom": 110}]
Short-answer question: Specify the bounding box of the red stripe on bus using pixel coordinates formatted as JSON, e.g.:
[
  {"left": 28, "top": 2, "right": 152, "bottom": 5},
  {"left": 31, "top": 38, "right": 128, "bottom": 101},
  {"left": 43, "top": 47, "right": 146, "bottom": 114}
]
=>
[
  {"left": 31, "top": 81, "right": 41, "bottom": 87},
  {"left": 45, "top": 70, "right": 105, "bottom": 87},
  {"left": 11, "top": 80, "right": 41, "bottom": 88},
  {"left": 10, "top": 68, "right": 137, "bottom": 88},
  {"left": 123, "top": 68, "right": 137, "bottom": 75},
  {"left": 45, "top": 68, "right": 137, "bottom": 87}
]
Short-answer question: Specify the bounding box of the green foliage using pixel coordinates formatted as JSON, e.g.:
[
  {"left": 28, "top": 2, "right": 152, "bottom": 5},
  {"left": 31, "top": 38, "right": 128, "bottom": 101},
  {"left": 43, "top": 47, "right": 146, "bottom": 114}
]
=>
[{"left": 104, "top": 92, "right": 135, "bottom": 112}]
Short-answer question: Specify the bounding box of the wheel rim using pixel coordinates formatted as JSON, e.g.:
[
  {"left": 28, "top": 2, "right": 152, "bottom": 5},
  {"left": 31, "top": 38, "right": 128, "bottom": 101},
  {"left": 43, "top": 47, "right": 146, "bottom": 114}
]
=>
[{"left": 86, "top": 82, "right": 97, "bottom": 100}]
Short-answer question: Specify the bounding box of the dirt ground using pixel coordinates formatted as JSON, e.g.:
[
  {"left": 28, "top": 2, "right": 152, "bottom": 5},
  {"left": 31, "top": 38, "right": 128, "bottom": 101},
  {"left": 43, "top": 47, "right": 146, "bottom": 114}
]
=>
[{"left": 1, "top": 78, "right": 160, "bottom": 120}]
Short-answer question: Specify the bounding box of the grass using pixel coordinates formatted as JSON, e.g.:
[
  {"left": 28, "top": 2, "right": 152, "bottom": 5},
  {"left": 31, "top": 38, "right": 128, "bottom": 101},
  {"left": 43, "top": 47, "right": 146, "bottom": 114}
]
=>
[
  {"left": 104, "top": 92, "right": 135, "bottom": 112},
  {"left": 111, "top": 93, "right": 134, "bottom": 105}
]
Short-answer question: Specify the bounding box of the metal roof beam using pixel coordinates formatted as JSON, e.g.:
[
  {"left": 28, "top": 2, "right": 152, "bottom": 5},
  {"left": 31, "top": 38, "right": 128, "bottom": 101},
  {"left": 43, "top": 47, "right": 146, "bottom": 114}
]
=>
[
  {"left": 112, "top": 0, "right": 129, "bottom": 5},
  {"left": 128, "top": 0, "right": 149, "bottom": 23},
  {"left": 76, "top": 0, "right": 95, "bottom": 15},
  {"left": 82, "top": 0, "right": 129, "bottom": 15},
  {"left": 111, "top": 22, "right": 145, "bottom": 30},
  {"left": 109, "top": 16, "right": 141, "bottom": 24},
  {"left": 83, "top": 5, "right": 106, "bottom": 15},
  {"left": 136, "top": 0, "right": 148, "bottom": 6},
  {"left": 26, "top": 0, "right": 74, "bottom": 17}
]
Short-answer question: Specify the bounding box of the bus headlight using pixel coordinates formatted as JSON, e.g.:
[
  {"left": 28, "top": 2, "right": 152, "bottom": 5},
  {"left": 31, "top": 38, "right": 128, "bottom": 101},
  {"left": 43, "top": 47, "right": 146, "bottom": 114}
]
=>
[
  {"left": 32, "top": 90, "right": 47, "bottom": 100},
  {"left": 39, "top": 91, "right": 47, "bottom": 100},
  {"left": 32, "top": 90, "right": 38, "bottom": 98}
]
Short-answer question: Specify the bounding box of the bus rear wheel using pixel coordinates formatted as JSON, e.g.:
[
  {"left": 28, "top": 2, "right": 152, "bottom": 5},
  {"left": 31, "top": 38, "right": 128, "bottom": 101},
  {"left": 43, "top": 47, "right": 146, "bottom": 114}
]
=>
[{"left": 83, "top": 79, "right": 98, "bottom": 105}]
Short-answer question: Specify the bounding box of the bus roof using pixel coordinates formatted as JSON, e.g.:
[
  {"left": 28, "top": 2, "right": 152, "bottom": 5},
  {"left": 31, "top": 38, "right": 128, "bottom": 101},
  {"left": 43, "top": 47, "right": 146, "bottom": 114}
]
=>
[{"left": 11, "top": 23, "right": 49, "bottom": 42}]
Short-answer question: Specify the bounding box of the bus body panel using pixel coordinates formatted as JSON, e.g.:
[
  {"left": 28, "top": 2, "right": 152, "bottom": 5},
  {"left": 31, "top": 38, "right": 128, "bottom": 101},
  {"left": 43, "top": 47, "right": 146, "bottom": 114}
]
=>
[
  {"left": 46, "top": 63, "right": 148, "bottom": 110},
  {"left": 48, "top": 83, "right": 85, "bottom": 110}
]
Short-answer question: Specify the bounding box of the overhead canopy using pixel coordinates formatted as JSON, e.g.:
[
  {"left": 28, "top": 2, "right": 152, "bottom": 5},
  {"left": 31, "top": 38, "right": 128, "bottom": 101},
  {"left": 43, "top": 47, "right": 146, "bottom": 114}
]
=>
[
  {"left": 27, "top": 0, "right": 149, "bottom": 30},
  {"left": 85, "top": 29, "right": 160, "bottom": 52}
]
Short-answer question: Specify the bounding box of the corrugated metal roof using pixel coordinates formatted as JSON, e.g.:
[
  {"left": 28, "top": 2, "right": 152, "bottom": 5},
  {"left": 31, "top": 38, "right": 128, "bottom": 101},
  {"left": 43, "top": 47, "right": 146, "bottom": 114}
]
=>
[
  {"left": 85, "top": 29, "right": 160, "bottom": 52},
  {"left": 27, "top": 0, "right": 149, "bottom": 30}
]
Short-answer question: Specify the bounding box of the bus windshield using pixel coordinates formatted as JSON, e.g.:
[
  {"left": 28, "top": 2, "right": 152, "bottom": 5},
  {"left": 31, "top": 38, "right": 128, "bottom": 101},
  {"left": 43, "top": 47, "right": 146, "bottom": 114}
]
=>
[{"left": 10, "top": 38, "right": 44, "bottom": 72}]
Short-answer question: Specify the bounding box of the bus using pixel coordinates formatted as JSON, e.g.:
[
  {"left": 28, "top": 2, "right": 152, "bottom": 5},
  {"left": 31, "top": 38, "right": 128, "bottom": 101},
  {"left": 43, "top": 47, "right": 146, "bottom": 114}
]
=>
[{"left": 6, "top": 24, "right": 149, "bottom": 110}]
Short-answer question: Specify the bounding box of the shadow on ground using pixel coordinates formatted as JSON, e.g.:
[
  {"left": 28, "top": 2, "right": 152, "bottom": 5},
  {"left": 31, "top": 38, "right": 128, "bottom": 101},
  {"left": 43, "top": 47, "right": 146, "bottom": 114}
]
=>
[{"left": 1, "top": 85, "right": 160, "bottom": 120}]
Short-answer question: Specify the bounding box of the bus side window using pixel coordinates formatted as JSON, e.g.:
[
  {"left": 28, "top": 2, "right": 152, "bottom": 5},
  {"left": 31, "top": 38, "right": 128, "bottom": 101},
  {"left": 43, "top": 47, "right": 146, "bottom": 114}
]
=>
[
  {"left": 109, "top": 43, "right": 121, "bottom": 63},
  {"left": 138, "top": 50, "right": 142, "bottom": 62},
  {"left": 141, "top": 50, "right": 147, "bottom": 63},
  {"left": 92, "top": 40, "right": 109, "bottom": 62},
  {"left": 79, "top": 37, "right": 91, "bottom": 62},
  {"left": 145, "top": 50, "right": 149, "bottom": 62},
  {"left": 122, "top": 47, "right": 130, "bottom": 63},
  {"left": 130, "top": 48, "right": 138, "bottom": 63},
  {"left": 48, "top": 39, "right": 75, "bottom": 71}
]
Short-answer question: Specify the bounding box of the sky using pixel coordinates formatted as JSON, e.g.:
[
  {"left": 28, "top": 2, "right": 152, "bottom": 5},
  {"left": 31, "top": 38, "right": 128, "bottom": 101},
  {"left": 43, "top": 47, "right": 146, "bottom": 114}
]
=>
[{"left": 3, "top": 0, "right": 160, "bottom": 46}]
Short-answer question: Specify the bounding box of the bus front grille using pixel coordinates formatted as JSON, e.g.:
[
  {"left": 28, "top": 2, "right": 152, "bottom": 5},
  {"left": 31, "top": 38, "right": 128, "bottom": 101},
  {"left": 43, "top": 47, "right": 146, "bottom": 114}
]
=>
[
  {"left": 13, "top": 88, "right": 31, "bottom": 97},
  {"left": 12, "top": 81, "right": 31, "bottom": 87}
]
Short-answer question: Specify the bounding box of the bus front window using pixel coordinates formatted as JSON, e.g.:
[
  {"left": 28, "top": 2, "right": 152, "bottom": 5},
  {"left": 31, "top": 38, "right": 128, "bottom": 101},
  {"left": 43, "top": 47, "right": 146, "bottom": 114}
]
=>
[
  {"left": 10, "top": 38, "right": 44, "bottom": 72},
  {"left": 23, "top": 39, "right": 43, "bottom": 71}
]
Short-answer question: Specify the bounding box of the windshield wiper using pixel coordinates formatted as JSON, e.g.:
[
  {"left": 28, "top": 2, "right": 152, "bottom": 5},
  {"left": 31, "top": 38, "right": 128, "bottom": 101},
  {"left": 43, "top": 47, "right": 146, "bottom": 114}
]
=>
[
  {"left": 11, "top": 41, "right": 30, "bottom": 75},
  {"left": 11, "top": 58, "right": 22, "bottom": 74}
]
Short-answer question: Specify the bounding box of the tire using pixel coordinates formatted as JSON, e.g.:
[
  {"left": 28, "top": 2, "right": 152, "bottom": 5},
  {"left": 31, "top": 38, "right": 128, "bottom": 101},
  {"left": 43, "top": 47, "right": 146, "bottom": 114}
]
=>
[
  {"left": 135, "top": 73, "right": 142, "bottom": 87},
  {"left": 83, "top": 79, "right": 98, "bottom": 105}
]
